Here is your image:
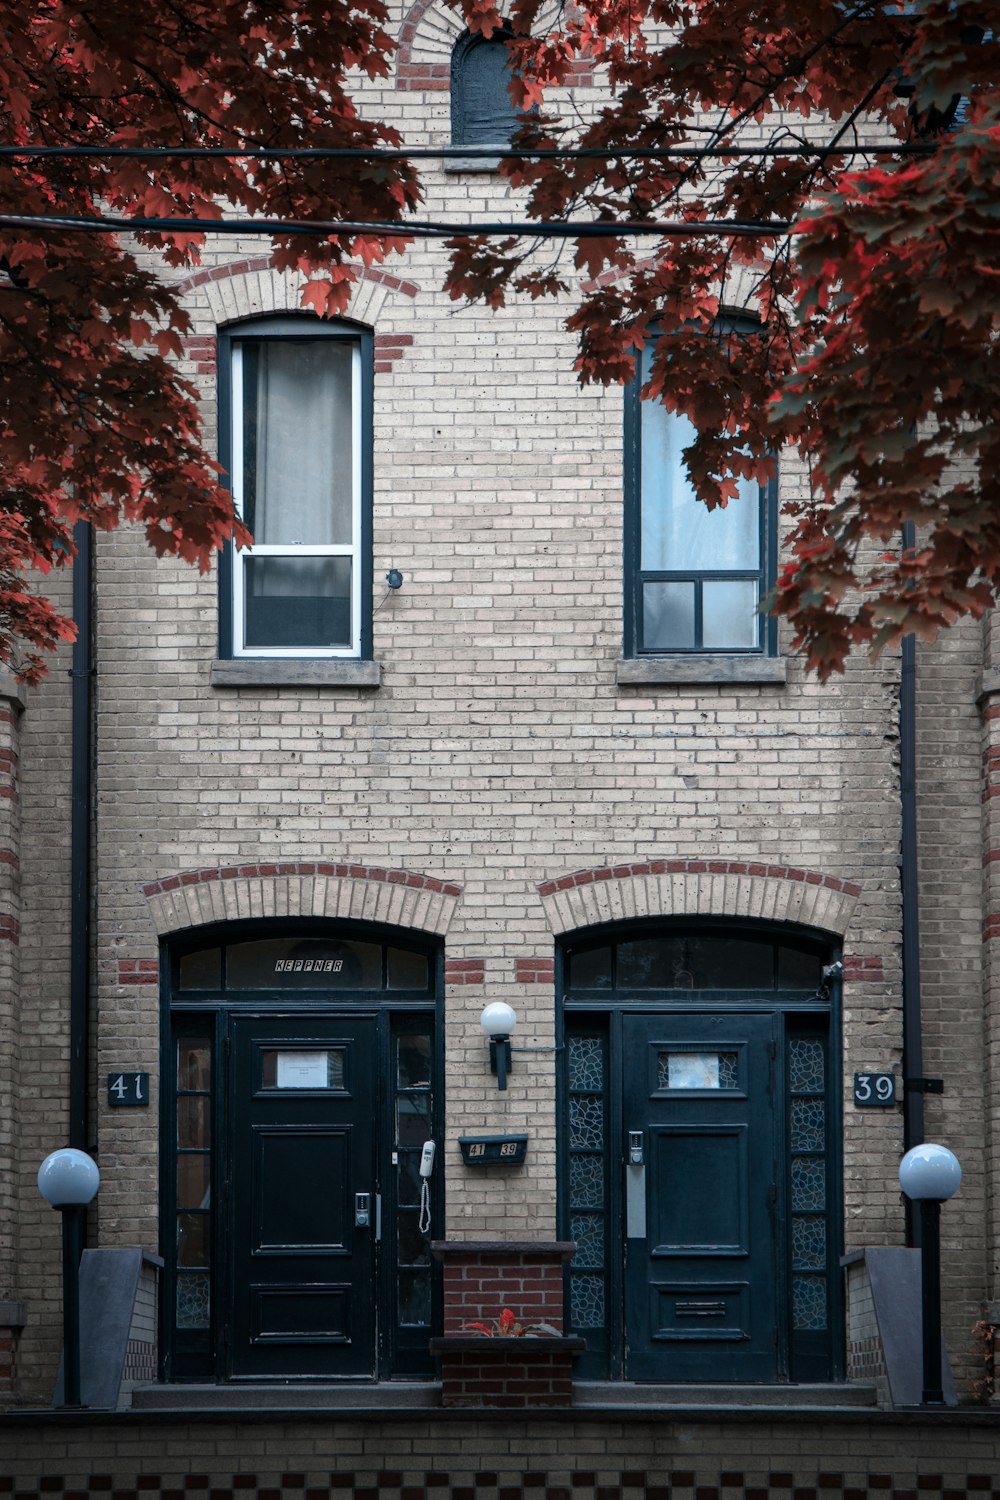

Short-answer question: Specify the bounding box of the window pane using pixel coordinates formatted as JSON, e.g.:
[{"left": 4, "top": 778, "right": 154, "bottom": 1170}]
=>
[
  {"left": 241, "top": 340, "right": 354, "bottom": 546},
  {"left": 244, "top": 556, "right": 351, "bottom": 650},
  {"left": 643, "top": 581, "right": 694, "bottom": 649},
  {"left": 568, "top": 946, "right": 612, "bottom": 990},
  {"left": 387, "top": 947, "right": 430, "bottom": 991},
  {"left": 227, "top": 937, "right": 383, "bottom": 989},
  {"left": 177, "top": 1042, "right": 211, "bottom": 1092},
  {"left": 640, "top": 383, "right": 760, "bottom": 573},
  {"left": 702, "top": 578, "right": 759, "bottom": 648},
  {"left": 778, "top": 945, "right": 823, "bottom": 989},
  {"left": 397, "top": 1033, "right": 432, "bottom": 1089},
  {"left": 177, "top": 1154, "right": 211, "bottom": 1209},
  {"left": 178, "top": 948, "right": 221, "bottom": 990}
]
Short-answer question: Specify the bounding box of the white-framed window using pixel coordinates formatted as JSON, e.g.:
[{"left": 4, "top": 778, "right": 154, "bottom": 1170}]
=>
[{"left": 219, "top": 317, "right": 372, "bottom": 659}]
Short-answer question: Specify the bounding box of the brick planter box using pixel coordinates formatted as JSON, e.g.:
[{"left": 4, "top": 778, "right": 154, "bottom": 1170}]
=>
[{"left": 429, "top": 1335, "right": 586, "bottom": 1408}]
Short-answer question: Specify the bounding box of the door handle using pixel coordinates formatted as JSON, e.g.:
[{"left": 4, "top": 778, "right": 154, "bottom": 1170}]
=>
[
  {"left": 355, "top": 1192, "right": 371, "bottom": 1228},
  {"left": 626, "top": 1131, "right": 646, "bottom": 1238}
]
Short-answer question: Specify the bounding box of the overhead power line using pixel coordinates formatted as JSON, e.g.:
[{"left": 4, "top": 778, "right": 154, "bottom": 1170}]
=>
[
  {"left": 0, "top": 142, "right": 932, "bottom": 163},
  {"left": 0, "top": 211, "right": 794, "bottom": 239}
]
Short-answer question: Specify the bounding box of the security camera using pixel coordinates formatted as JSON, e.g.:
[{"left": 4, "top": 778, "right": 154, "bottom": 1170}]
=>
[{"left": 822, "top": 960, "right": 844, "bottom": 980}]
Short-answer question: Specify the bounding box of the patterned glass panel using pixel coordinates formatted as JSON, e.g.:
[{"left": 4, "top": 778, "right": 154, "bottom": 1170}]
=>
[
  {"left": 793, "top": 1275, "right": 828, "bottom": 1330},
  {"left": 175, "top": 1273, "right": 210, "bottom": 1330},
  {"left": 569, "top": 1153, "right": 604, "bottom": 1208},
  {"left": 569, "top": 1094, "right": 604, "bottom": 1151},
  {"left": 570, "top": 1213, "right": 604, "bottom": 1269},
  {"left": 570, "top": 1272, "right": 605, "bottom": 1330},
  {"left": 791, "top": 1156, "right": 826, "bottom": 1212},
  {"left": 789, "top": 1038, "right": 824, "bottom": 1093},
  {"left": 568, "top": 1035, "right": 604, "bottom": 1092},
  {"left": 792, "top": 1214, "right": 826, "bottom": 1270},
  {"left": 790, "top": 1096, "right": 825, "bottom": 1152}
]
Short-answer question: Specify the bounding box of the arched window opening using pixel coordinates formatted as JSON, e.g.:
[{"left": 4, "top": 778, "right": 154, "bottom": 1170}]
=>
[{"left": 451, "top": 27, "right": 520, "bottom": 146}]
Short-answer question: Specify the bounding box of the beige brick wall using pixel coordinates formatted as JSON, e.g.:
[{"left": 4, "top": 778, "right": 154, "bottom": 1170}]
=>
[{"left": 3, "top": 0, "right": 992, "bottom": 1402}]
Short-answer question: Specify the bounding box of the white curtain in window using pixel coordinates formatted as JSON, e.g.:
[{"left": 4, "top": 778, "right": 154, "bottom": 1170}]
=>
[
  {"left": 639, "top": 348, "right": 759, "bottom": 572},
  {"left": 252, "top": 341, "right": 354, "bottom": 546}
]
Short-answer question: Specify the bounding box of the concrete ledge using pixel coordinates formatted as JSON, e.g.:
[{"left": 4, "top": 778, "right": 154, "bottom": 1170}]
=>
[
  {"left": 430, "top": 1337, "right": 585, "bottom": 1356},
  {"left": 616, "top": 656, "right": 788, "bottom": 686},
  {"left": 432, "top": 1241, "right": 576, "bottom": 1260},
  {"left": 0, "top": 1301, "right": 25, "bottom": 1329},
  {"left": 0, "top": 670, "right": 27, "bottom": 710},
  {"left": 210, "top": 659, "right": 382, "bottom": 689}
]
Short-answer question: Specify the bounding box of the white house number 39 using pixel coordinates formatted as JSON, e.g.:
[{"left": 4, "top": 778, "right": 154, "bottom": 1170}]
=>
[{"left": 853, "top": 1072, "right": 896, "bottom": 1108}]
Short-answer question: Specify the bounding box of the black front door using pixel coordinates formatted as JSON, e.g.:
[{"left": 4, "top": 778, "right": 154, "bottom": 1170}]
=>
[
  {"left": 228, "top": 1015, "right": 377, "bottom": 1377},
  {"left": 622, "top": 1011, "right": 778, "bottom": 1381}
]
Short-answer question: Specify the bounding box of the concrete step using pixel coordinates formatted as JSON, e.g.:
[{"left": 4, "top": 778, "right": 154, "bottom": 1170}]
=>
[
  {"left": 575, "top": 1381, "right": 879, "bottom": 1409},
  {"left": 128, "top": 1382, "right": 441, "bottom": 1411},
  {"left": 129, "top": 1379, "right": 878, "bottom": 1413}
]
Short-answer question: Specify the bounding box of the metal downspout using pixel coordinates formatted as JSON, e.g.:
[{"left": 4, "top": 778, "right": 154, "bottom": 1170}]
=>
[
  {"left": 69, "top": 519, "right": 93, "bottom": 1152},
  {"left": 900, "top": 521, "right": 925, "bottom": 1244}
]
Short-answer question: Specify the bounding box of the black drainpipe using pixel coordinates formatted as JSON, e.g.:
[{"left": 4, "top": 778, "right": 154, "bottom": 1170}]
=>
[
  {"left": 899, "top": 520, "right": 925, "bottom": 1244},
  {"left": 69, "top": 519, "right": 93, "bottom": 1152}
]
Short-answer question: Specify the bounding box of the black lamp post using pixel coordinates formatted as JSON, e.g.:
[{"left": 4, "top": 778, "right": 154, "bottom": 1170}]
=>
[
  {"left": 37, "top": 1147, "right": 100, "bottom": 1408},
  {"left": 898, "top": 1142, "right": 962, "bottom": 1405}
]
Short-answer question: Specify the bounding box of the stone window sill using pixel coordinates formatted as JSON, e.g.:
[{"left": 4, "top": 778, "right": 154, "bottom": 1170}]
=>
[
  {"left": 443, "top": 153, "right": 506, "bottom": 172},
  {"left": 210, "top": 658, "right": 382, "bottom": 689},
  {"left": 616, "top": 656, "right": 788, "bottom": 687}
]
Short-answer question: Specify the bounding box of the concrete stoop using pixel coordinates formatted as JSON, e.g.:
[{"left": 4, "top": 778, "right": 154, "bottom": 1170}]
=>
[{"left": 126, "top": 1379, "right": 878, "bottom": 1413}]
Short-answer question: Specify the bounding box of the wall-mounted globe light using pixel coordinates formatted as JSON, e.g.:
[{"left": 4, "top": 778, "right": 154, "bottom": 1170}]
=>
[
  {"left": 898, "top": 1143, "right": 962, "bottom": 1203},
  {"left": 37, "top": 1148, "right": 100, "bottom": 1209},
  {"left": 480, "top": 1002, "right": 518, "bottom": 1091}
]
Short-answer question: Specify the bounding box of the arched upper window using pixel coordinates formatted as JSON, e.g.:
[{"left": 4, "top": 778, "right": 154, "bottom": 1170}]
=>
[{"left": 451, "top": 27, "right": 520, "bottom": 147}]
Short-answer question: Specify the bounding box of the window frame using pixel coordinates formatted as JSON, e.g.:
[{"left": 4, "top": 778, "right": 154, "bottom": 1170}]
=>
[
  {"left": 623, "top": 332, "right": 779, "bottom": 659},
  {"left": 217, "top": 315, "right": 374, "bottom": 661}
]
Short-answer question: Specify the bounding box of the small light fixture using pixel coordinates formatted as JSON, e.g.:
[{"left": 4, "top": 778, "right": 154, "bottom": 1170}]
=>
[
  {"left": 386, "top": 569, "right": 404, "bottom": 590},
  {"left": 480, "top": 1001, "right": 517, "bottom": 1091},
  {"left": 37, "top": 1148, "right": 100, "bottom": 1409},
  {"left": 899, "top": 1143, "right": 962, "bottom": 1405}
]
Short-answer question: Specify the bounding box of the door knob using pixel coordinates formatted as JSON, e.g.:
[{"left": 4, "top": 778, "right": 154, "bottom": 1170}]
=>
[{"left": 355, "top": 1192, "right": 371, "bottom": 1228}]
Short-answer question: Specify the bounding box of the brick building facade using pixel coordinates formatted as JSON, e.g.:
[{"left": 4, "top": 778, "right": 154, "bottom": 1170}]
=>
[{"left": 0, "top": 0, "right": 994, "bottom": 1422}]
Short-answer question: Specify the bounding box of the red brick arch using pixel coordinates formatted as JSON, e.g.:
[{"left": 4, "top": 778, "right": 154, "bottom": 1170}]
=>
[
  {"left": 537, "top": 858, "right": 861, "bottom": 939},
  {"left": 141, "top": 859, "right": 462, "bottom": 938}
]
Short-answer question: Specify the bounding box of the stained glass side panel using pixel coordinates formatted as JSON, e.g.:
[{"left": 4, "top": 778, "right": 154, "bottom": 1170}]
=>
[
  {"left": 175, "top": 1028, "right": 212, "bottom": 1338},
  {"left": 787, "top": 1029, "right": 830, "bottom": 1339},
  {"left": 565, "top": 1028, "right": 609, "bottom": 1361}
]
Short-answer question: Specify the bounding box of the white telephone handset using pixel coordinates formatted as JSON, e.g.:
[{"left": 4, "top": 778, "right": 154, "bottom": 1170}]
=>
[{"left": 418, "top": 1140, "right": 435, "bottom": 1233}]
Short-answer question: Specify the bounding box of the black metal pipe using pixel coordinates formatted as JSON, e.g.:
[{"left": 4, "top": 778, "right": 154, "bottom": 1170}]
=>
[
  {"left": 59, "top": 1206, "right": 84, "bottom": 1408},
  {"left": 69, "top": 521, "right": 93, "bottom": 1152},
  {"left": 919, "top": 1199, "right": 944, "bottom": 1404},
  {"left": 900, "top": 521, "right": 925, "bottom": 1243}
]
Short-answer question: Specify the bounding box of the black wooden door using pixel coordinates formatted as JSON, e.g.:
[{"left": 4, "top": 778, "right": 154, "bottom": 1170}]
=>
[
  {"left": 227, "top": 1015, "right": 377, "bottom": 1377},
  {"left": 622, "top": 1011, "right": 779, "bottom": 1381}
]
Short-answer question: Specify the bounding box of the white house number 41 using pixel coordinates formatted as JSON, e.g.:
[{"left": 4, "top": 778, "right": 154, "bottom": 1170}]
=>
[{"left": 107, "top": 1071, "right": 150, "bottom": 1108}]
